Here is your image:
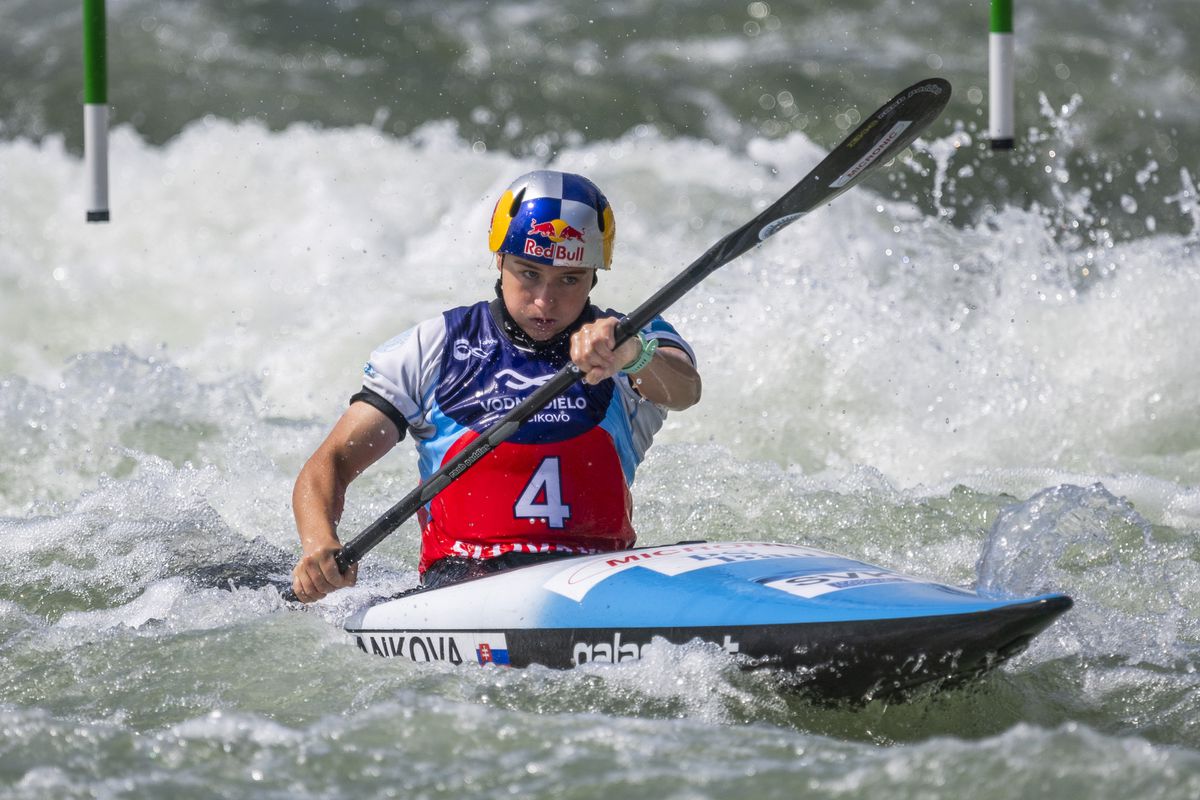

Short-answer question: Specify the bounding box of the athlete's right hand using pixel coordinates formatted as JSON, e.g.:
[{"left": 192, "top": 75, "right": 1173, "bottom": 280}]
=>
[{"left": 291, "top": 545, "right": 358, "bottom": 603}]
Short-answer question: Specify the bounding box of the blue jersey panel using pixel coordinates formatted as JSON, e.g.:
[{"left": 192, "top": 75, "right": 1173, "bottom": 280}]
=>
[{"left": 433, "top": 303, "right": 614, "bottom": 446}]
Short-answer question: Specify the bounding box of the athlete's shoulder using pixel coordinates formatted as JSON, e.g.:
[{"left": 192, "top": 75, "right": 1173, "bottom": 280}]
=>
[
  {"left": 364, "top": 297, "right": 497, "bottom": 380},
  {"left": 362, "top": 314, "right": 448, "bottom": 400},
  {"left": 441, "top": 299, "right": 492, "bottom": 326},
  {"left": 369, "top": 314, "right": 447, "bottom": 358}
]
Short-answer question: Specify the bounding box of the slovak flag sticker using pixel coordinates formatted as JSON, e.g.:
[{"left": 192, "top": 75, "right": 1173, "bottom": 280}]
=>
[{"left": 476, "top": 642, "right": 511, "bottom": 666}]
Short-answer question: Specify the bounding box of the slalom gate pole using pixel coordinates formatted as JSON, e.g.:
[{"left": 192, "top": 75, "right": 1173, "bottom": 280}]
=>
[
  {"left": 83, "top": 0, "right": 110, "bottom": 222},
  {"left": 989, "top": 0, "right": 1015, "bottom": 150}
]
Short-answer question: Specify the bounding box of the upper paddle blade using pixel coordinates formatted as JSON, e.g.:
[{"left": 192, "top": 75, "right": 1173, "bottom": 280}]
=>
[{"left": 756, "top": 77, "right": 952, "bottom": 242}]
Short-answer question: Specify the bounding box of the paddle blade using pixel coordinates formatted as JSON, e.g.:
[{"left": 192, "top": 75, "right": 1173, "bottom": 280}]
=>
[{"left": 756, "top": 77, "right": 952, "bottom": 242}]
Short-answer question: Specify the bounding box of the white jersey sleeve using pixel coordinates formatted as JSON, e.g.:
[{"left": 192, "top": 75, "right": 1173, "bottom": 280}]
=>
[{"left": 359, "top": 316, "right": 447, "bottom": 441}]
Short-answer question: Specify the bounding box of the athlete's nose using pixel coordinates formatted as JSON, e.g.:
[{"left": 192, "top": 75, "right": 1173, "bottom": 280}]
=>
[{"left": 531, "top": 280, "right": 555, "bottom": 307}]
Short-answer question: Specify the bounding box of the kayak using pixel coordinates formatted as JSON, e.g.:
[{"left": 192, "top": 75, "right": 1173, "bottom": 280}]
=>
[{"left": 344, "top": 540, "right": 1072, "bottom": 701}]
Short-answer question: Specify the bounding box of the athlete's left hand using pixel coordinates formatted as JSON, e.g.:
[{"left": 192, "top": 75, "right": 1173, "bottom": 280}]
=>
[{"left": 571, "top": 316, "right": 641, "bottom": 385}]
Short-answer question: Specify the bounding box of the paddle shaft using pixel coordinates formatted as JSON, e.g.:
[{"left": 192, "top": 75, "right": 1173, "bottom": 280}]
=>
[{"left": 302, "top": 78, "right": 952, "bottom": 588}]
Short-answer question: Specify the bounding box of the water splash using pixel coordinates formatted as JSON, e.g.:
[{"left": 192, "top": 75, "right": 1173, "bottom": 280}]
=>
[
  {"left": 1165, "top": 167, "right": 1200, "bottom": 239},
  {"left": 913, "top": 125, "right": 973, "bottom": 220},
  {"left": 977, "top": 483, "right": 1200, "bottom": 668},
  {"left": 0, "top": 452, "right": 292, "bottom": 617}
]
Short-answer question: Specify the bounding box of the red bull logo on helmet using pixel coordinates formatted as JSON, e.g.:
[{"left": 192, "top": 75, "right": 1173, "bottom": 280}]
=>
[
  {"left": 523, "top": 239, "right": 585, "bottom": 262},
  {"left": 527, "top": 218, "right": 586, "bottom": 243},
  {"left": 524, "top": 218, "right": 587, "bottom": 263}
]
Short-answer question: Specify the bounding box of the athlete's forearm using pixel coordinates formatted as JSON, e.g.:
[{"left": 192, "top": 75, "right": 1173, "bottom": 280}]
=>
[
  {"left": 628, "top": 348, "right": 702, "bottom": 410},
  {"left": 292, "top": 455, "right": 348, "bottom": 554},
  {"left": 290, "top": 451, "right": 361, "bottom": 603},
  {"left": 291, "top": 403, "right": 403, "bottom": 554}
]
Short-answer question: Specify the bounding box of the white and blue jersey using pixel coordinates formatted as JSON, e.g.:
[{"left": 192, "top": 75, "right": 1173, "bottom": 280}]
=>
[{"left": 354, "top": 299, "right": 694, "bottom": 572}]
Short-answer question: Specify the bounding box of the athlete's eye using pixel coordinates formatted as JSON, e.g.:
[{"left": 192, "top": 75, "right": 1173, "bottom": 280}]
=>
[
  {"left": 561, "top": 275, "right": 579, "bottom": 285},
  {"left": 521, "top": 270, "right": 540, "bottom": 281}
]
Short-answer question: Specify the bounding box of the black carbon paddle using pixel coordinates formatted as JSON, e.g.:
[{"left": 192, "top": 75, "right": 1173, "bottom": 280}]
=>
[{"left": 285, "top": 77, "right": 952, "bottom": 600}]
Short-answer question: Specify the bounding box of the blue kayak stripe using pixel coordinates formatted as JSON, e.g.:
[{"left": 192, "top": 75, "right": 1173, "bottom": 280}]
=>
[{"left": 531, "top": 556, "right": 1061, "bottom": 627}]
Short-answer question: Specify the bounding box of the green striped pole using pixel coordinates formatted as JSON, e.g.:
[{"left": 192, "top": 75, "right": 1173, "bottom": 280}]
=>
[
  {"left": 989, "top": 0, "right": 1014, "bottom": 149},
  {"left": 83, "top": 0, "right": 110, "bottom": 222}
]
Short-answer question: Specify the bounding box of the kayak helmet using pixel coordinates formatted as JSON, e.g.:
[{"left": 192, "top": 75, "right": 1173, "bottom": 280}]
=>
[{"left": 488, "top": 170, "right": 615, "bottom": 270}]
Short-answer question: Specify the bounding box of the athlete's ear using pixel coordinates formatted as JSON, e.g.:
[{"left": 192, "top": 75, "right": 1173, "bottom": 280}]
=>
[{"left": 496, "top": 254, "right": 505, "bottom": 275}]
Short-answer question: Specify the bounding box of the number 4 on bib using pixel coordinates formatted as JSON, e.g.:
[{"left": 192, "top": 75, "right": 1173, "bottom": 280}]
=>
[{"left": 514, "top": 457, "right": 571, "bottom": 528}]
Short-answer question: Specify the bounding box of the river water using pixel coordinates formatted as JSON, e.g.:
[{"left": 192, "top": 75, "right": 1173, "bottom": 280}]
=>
[{"left": 2, "top": 1, "right": 1199, "bottom": 797}]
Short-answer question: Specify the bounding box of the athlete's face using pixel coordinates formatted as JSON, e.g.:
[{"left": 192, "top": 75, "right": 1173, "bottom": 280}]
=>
[{"left": 498, "top": 255, "right": 593, "bottom": 341}]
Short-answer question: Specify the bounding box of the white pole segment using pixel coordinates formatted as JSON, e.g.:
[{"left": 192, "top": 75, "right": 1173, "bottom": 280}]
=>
[
  {"left": 989, "top": 32, "right": 1015, "bottom": 148},
  {"left": 988, "top": 35, "right": 1015, "bottom": 149},
  {"left": 84, "top": 103, "right": 110, "bottom": 222}
]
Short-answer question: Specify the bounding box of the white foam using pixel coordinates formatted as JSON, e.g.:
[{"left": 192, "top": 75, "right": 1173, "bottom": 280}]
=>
[
  {"left": 56, "top": 577, "right": 191, "bottom": 631},
  {"left": 3, "top": 121, "right": 1198, "bottom": 493},
  {"left": 167, "top": 709, "right": 302, "bottom": 746}
]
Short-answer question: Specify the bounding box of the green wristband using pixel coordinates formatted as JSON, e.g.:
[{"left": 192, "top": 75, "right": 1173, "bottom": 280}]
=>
[{"left": 621, "top": 332, "right": 659, "bottom": 374}]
